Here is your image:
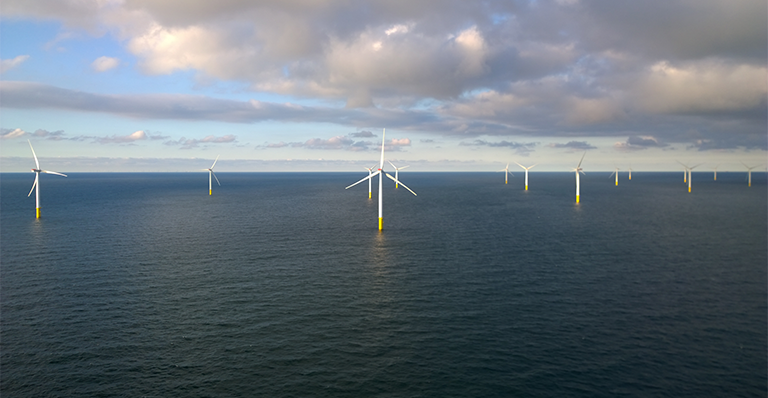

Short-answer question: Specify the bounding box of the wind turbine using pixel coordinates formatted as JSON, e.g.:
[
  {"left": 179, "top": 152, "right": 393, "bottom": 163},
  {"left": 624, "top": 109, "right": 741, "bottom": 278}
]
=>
[
  {"left": 514, "top": 162, "right": 536, "bottom": 190},
  {"left": 363, "top": 165, "right": 376, "bottom": 199},
  {"left": 387, "top": 161, "right": 409, "bottom": 188},
  {"left": 678, "top": 162, "right": 700, "bottom": 192},
  {"left": 609, "top": 166, "right": 620, "bottom": 186},
  {"left": 743, "top": 163, "right": 759, "bottom": 187},
  {"left": 712, "top": 164, "right": 720, "bottom": 181},
  {"left": 205, "top": 155, "right": 221, "bottom": 195},
  {"left": 346, "top": 129, "right": 416, "bottom": 231},
  {"left": 572, "top": 152, "right": 586, "bottom": 203},
  {"left": 498, "top": 163, "right": 514, "bottom": 184},
  {"left": 27, "top": 140, "right": 67, "bottom": 218},
  {"left": 628, "top": 165, "right": 633, "bottom": 180}
]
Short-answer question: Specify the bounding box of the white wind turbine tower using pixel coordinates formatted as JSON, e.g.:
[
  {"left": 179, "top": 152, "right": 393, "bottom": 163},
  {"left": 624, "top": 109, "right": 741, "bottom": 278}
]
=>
[
  {"left": 27, "top": 140, "right": 67, "bottom": 218},
  {"left": 205, "top": 155, "right": 221, "bottom": 195},
  {"left": 743, "top": 163, "right": 759, "bottom": 187},
  {"left": 498, "top": 163, "right": 513, "bottom": 184},
  {"left": 628, "top": 165, "right": 633, "bottom": 180},
  {"left": 572, "top": 152, "right": 586, "bottom": 203},
  {"left": 712, "top": 164, "right": 720, "bottom": 181},
  {"left": 609, "top": 166, "right": 620, "bottom": 186},
  {"left": 514, "top": 162, "right": 536, "bottom": 190},
  {"left": 346, "top": 129, "right": 417, "bottom": 231},
  {"left": 387, "top": 161, "right": 410, "bottom": 188}
]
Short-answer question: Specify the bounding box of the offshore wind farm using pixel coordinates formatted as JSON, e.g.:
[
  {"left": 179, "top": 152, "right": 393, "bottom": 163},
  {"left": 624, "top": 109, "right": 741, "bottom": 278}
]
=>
[
  {"left": 1, "top": 0, "right": 766, "bottom": 396},
  {"left": 1, "top": 169, "right": 766, "bottom": 397}
]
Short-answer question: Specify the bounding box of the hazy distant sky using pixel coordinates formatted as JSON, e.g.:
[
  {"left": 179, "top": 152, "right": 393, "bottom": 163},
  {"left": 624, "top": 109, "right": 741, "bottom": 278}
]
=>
[{"left": 1, "top": 0, "right": 766, "bottom": 172}]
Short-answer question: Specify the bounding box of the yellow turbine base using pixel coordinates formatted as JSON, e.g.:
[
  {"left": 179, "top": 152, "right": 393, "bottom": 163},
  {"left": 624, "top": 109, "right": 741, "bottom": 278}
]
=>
[
  {"left": 615, "top": 181, "right": 618, "bottom": 186},
  {"left": 749, "top": 183, "right": 751, "bottom": 187},
  {"left": 629, "top": 176, "right": 632, "bottom": 180},
  {"left": 209, "top": 189, "right": 212, "bottom": 195},
  {"left": 369, "top": 192, "right": 372, "bottom": 199},
  {"left": 36, "top": 208, "right": 41, "bottom": 218},
  {"left": 378, "top": 217, "right": 383, "bottom": 231},
  {"left": 525, "top": 185, "right": 528, "bottom": 190},
  {"left": 688, "top": 187, "right": 691, "bottom": 192},
  {"left": 576, "top": 195, "right": 580, "bottom": 203},
  {"left": 396, "top": 184, "right": 399, "bottom": 188}
]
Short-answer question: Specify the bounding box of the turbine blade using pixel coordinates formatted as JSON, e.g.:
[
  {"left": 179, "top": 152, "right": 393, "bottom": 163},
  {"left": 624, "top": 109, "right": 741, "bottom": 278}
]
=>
[
  {"left": 346, "top": 170, "right": 380, "bottom": 189},
  {"left": 385, "top": 172, "right": 417, "bottom": 196},
  {"left": 210, "top": 155, "right": 220, "bottom": 169},
  {"left": 387, "top": 160, "right": 396, "bottom": 169},
  {"left": 609, "top": 171, "right": 616, "bottom": 178},
  {"left": 211, "top": 171, "right": 221, "bottom": 186},
  {"left": 28, "top": 140, "right": 40, "bottom": 169},
  {"left": 399, "top": 165, "right": 410, "bottom": 170},
  {"left": 42, "top": 170, "right": 67, "bottom": 177},
  {"left": 577, "top": 152, "right": 586, "bottom": 168},
  {"left": 379, "top": 129, "right": 386, "bottom": 169},
  {"left": 28, "top": 175, "right": 37, "bottom": 197}
]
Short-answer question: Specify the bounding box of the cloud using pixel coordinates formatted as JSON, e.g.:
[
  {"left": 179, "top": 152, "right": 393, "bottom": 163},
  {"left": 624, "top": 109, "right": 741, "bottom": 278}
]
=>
[
  {"left": 350, "top": 130, "right": 376, "bottom": 138},
  {"left": 614, "top": 135, "right": 669, "bottom": 151},
  {"left": 460, "top": 139, "right": 537, "bottom": 154},
  {"left": 0, "top": 0, "right": 766, "bottom": 151},
  {"left": 33, "top": 129, "right": 67, "bottom": 140},
  {"left": 1, "top": 128, "right": 27, "bottom": 139},
  {"left": 260, "top": 133, "right": 411, "bottom": 152},
  {"left": 164, "top": 134, "right": 237, "bottom": 149},
  {"left": 1, "top": 55, "right": 29, "bottom": 73},
  {"left": 95, "top": 130, "right": 151, "bottom": 144},
  {"left": 92, "top": 56, "right": 120, "bottom": 72},
  {"left": 548, "top": 141, "right": 596, "bottom": 151},
  {"left": 460, "top": 139, "right": 537, "bottom": 149}
]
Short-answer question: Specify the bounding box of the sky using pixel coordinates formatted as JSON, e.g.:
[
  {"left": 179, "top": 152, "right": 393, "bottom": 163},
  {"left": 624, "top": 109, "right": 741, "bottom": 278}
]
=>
[{"left": 1, "top": 0, "right": 766, "bottom": 172}]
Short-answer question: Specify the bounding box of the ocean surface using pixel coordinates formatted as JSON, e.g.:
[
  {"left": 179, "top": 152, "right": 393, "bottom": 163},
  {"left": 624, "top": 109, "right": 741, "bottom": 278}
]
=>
[{"left": 1, "top": 171, "right": 766, "bottom": 397}]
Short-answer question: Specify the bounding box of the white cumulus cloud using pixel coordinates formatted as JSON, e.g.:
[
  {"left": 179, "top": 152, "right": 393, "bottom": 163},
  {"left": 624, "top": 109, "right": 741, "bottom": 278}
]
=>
[{"left": 92, "top": 56, "right": 120, "bottom": 72}]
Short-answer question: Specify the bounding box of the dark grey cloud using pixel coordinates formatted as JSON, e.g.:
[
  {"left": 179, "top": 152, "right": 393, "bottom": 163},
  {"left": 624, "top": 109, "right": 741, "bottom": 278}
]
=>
[{"left": 614, "top": 135, "right": 670, "bottom": 152}]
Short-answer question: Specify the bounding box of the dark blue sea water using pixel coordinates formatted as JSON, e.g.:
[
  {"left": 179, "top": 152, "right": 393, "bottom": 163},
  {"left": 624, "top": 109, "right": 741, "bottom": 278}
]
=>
[{"left": 1, "top": 172, "right": 766, "bottom": 397}]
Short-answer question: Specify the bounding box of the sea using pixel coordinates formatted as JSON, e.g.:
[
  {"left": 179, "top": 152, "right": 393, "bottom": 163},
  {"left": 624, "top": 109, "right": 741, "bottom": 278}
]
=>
[{"left": 1, "top": 171, "right": 766, "bottom": 397}]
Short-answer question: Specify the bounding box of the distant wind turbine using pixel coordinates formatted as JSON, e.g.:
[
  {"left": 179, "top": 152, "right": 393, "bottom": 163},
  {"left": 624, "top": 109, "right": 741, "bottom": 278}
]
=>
[
  {"left": 205, "top": 155, "right": 221, "bottom": 195},
  {"left": 346, "top": 129, "right": 417, "bottom": 231},
  {"left": 514, "top": 162, "right": 536, "bottom": 190},
  {"left": 628, "top": 165, "right": 633, "bottom": 180},
  {"left": 387, "top": 160, "right": 409, "bottom": 188},
  {"left": 498, "top": 163, "right": 514, "bottom": 184},
  {"left": 743, "top": 163, "right": 759, "bottom": 187},
  {"left": 678, "top": 162, "right": 700, "bottom": 192},
  {"left": 712, "top": 164, "right": 720, "bottom": 181},
  {"left": 680, "top": 164, "right": 688, "bottom": 183},
  {"left": 609, "top": 166, "right": 620, "bottom": 186},
  {"left": 572, "top": 152, "right": 586, "bottom": 203},
  {"left": 27, "top": 140, "right": 67, "bottom": 218},
  {"left": 363, "top": 165, "right": 376, "bottom": 199}
]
